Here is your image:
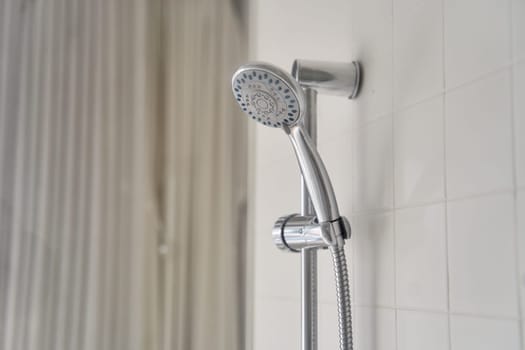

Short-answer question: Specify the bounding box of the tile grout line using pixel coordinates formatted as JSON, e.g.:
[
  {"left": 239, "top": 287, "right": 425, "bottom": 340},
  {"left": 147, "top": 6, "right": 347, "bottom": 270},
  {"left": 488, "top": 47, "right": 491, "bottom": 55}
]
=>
[
  {"left": 394, "top": 63, "right": 514, "bottom": 115},
  {"left": 508, "top": 0, "right": 525, "bottom": 349},
  {"left": 350, "top": 303, "right": 521, "bottom": 321},
  {"left": 350, "top": 188, "right": 518, "bottom": 217},
  {"left": 445, "top": 63, "right": 514, "bottom": 93},
  {"left": 441, "top": 0, "right": 453, "bottom": 348}
]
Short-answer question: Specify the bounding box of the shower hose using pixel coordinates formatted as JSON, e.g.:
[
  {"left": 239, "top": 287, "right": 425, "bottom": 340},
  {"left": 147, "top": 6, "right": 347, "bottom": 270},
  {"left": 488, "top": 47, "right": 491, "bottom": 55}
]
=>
[{"left": 330, "top": 246, "right": 353, "bottom": 350}]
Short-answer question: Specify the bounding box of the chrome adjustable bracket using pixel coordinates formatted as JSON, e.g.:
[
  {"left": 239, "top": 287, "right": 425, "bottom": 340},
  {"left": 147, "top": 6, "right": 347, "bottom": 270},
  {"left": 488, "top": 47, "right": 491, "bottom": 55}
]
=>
[
  {"left": 292, "top": 59, "right": 361, "bottom": 99},
  {"left": 272, "top": 214, "right": 351, "bottom": 252}
]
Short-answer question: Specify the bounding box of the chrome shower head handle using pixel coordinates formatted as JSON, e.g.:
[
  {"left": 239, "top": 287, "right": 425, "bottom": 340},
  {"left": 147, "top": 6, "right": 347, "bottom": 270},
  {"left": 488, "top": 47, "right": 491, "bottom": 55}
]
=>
[
  {"left": 285, "top": 123, "right": 340, "bottom": 224},
  {"left": 232, "top": 62, "right": 342, "bottom": 227}
]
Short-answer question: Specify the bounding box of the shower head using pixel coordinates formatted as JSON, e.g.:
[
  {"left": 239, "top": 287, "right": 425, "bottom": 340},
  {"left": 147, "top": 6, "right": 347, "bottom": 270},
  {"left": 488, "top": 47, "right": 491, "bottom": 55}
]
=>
[
  {"left": 231, "top": 61, "right": 343, "bottom": 230},
  {"left": 231, "top": 62, "right": 305, "bottom": 128}
]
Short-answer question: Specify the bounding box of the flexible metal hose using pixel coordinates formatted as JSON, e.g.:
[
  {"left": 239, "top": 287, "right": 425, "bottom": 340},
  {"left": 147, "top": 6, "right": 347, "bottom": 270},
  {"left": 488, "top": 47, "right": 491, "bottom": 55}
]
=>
[{"left": 330, "top": 246, "right": 353, "bottom": 350}]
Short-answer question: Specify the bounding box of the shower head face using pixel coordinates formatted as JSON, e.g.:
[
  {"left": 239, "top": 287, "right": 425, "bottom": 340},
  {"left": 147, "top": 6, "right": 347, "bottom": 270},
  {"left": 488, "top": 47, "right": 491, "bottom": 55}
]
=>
[{"left": 232, "top": 63, "right": 305, "bottom": 128}]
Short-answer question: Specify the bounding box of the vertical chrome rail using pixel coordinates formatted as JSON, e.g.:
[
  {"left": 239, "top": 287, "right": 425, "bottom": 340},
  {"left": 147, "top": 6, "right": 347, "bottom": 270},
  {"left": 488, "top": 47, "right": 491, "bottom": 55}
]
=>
[{"left": 301, "top": 88, "right": 318, "bottom": 350}]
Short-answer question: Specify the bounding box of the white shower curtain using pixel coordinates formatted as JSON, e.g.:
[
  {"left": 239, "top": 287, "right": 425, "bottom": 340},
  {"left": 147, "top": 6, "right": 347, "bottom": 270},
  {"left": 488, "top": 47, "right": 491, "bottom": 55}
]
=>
[
  {"left": 160, "top": 1, "right": 250, "bottom": 349},
  {"left": 160, "top": 0, "right": 248, "bottom": 350},
  {"left": 0, "top": 0, "right": 249, "bottom": 349}
]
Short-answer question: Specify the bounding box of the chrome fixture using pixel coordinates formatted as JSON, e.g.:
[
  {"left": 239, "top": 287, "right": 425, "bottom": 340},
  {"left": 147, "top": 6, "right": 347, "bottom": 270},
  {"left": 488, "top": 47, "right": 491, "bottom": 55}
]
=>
[
  {"left": 232, "top": 59, "right": 361, "bottom": 350},
  {"left": 292, "top": 59, "right": 360, "bottom": 99}
]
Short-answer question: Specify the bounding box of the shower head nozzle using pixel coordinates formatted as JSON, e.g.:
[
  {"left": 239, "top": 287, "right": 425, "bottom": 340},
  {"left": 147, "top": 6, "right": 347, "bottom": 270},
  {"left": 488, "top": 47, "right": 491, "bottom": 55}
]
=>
[{"left": 231, "top": 62, "right": 305, "bottom": 128}]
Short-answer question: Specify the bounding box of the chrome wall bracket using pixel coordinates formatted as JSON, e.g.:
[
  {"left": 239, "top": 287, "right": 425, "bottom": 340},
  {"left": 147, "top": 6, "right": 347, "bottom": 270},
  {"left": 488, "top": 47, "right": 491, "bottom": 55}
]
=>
[
  {"left": 292, "top": 59, "right": 361, "bottom": 99},
  {"left": 272, "top": 214, "right": 351, "bottom": 252}
]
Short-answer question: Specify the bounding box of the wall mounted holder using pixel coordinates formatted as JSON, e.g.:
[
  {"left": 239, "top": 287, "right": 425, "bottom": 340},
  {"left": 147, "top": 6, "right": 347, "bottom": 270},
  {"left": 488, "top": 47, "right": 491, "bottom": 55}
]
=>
[{"left": 292, "top": 59, "right": 361, "bottom": 99}]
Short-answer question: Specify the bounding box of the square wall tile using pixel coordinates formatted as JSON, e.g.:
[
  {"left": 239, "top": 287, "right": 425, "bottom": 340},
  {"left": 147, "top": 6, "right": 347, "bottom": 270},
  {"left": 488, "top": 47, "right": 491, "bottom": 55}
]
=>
[
  {"left": 394, "top": 97, "right": 445, "bottom": 207},
  {"left": 515, "top": 62, "right": 525, "bottom": 188},
  {"left": 393, "top": 0, "right": 443, "bottom": 108},
  {"left": 254, "top": 297, "right": 300, "bottom": 350},
  {"left": 350, "top": 0, "right": 393, "bottom": 124},
  {"left": 352, "top": 212, "right": 395, "bottom": 307},
  {"left": 397, "top": 310, "right": 449, "bottom": 350},
  {"left": 446, "top": 70, "right": 513, "bottom": 199},
  {"left": 395, "top": 203, "right": 448, "bottom": 311},
  {"left": 450, "top": 315, "right": 520, "bottom": 350},
  {"left": 354, "top": 306, "right": 397, "bottom": 350},
  {"left": 353, "top": 117, "right": 394, "bottom": 212},
  {"left": 445, "top": 0, "right": 511, "bottom": 88},
  {"left": 447, "top": 193, "right": 518, "bottom": 318},
  {"left": 513, "top": 0, "right": 525, "bottom": 61}
]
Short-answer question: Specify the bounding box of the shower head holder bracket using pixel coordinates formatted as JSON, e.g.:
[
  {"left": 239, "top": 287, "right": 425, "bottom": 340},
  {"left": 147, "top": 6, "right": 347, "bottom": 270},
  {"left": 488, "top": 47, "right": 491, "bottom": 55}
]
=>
[
  {"left": 292, "top": 59, "right": 361, "bottom": 99},
  {"left": 272, "top": 214, "right": 351, "bottom": 252}
]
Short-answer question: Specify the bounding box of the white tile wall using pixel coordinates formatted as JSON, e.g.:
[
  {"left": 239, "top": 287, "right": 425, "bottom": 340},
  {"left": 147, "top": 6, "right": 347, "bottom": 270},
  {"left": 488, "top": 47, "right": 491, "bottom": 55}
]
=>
[
  {"left": 253, "top": 0, "right": 353, "bottom": 66},
  {"left": 254, "top": 297, "right": 301, "bottom": 349},
  {"left": 354, "top": 306, "right": 397, "bottom": 350},
  {"left": 317, "top": 95, "right": 355, "bottom": 145},
  {"left": 447, "top": 194, "right": 518, "bottom": 318},
  {"left": 318, "top": 302, "right": 340, "bottom": 349},
  {"left": 254, "top": 126, "right": 296, "bottom": 168},
  {"left": 352, "top": 212, "right": 395, "bottom": 307},
  {"left": 250, "top": 0, "right": 525, "bottom": 348},
  {"left": 518, "top": 190, "right": 525, "bottom": 339},
  {"left": 397, "top": 310, "right": 449, "bottom": 350},
  {"left": 394, "top": 97, "right": 445, "bottom": 207},
  {"left": 445, "top": 70, "right": 513, "bottom": 199},
  {"left": 513, "top": 0, "right": 525, "bottom": 61},
  {"left": 450, "top": 315, "right": 521, "bottom": 350},
  {"left": 253, "top": 157, "right": 302, "bottom": 299},
  {"left": 353, "top": 117, "right": 394, "bottom": 212},
  {"left": 444, "top": 0, "right": 511, "bottom": 88},
  {"left": 395, "top": 204, "right": 448, "bottom": 311},
  {"left": 349, "top": 0, "right": 393, "bottom": 125},
  {"left": 516, "top": 62, "right": 525, "bottom": 188},
  {"left": 393, "top": 0, "right": 443, "bottom": 108}
]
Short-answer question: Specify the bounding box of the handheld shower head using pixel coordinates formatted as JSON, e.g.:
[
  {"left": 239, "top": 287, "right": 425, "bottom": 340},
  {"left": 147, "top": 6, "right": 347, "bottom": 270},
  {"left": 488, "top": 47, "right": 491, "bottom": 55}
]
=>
[
  {"left": 232, "top": 63, "right": 305, "bottom": 128},
  {"left": 232, "top": 62, "right": 343, "bottom": 231}
]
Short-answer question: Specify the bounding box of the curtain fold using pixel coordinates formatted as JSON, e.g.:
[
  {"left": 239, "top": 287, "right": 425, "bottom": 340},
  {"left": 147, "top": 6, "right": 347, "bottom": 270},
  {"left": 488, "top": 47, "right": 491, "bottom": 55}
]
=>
[
  {"left": 0, "top": 0, "right": 248, "bottom": 349},
  {"left": 0, "top": 0, "right": 162, "bottom": 348},
  {"left": 161, "top": 0, "right": 249, "bottom": 349}
]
